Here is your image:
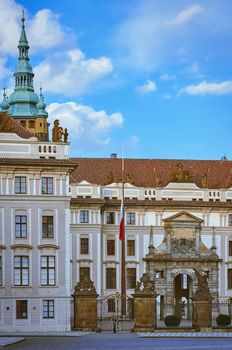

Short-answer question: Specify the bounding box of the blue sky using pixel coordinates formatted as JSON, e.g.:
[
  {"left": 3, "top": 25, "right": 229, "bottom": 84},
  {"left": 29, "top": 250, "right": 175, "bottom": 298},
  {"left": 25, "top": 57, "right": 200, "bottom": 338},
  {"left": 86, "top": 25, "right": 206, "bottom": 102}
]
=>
[{"left": 1, "top": 0, "right": 232, "bottom": 160}]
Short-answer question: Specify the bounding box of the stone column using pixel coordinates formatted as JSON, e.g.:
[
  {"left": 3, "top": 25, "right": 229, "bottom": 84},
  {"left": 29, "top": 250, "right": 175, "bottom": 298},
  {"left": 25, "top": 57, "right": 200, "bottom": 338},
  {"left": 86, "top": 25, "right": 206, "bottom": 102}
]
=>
[
  {"left": 133, "top": 273, "right": 156, "bottom": 332},
  {"left": 73, "top": 277, "right": 98, "bottom": 331}
]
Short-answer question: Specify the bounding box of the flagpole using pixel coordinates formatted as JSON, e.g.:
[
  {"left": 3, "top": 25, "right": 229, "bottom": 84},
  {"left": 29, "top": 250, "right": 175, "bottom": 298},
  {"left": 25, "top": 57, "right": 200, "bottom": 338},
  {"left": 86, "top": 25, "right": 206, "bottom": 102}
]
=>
[{"left": 121, "top": 145, "right": 126, "bottom": 318}]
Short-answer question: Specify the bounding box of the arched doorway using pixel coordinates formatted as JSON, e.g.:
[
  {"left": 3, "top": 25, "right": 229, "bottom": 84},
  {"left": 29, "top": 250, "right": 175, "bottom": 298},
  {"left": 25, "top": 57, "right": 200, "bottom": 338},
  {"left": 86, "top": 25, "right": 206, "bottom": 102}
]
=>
[{"left": 174, "top": 273, "right": 192, "bottom": 320}]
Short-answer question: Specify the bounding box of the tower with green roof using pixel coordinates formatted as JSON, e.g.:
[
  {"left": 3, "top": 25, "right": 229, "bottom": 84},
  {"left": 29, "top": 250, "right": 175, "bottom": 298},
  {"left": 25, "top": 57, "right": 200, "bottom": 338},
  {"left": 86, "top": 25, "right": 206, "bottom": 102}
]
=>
[{"left": 1, "top": 11, "right": 49, "bottom": 141}]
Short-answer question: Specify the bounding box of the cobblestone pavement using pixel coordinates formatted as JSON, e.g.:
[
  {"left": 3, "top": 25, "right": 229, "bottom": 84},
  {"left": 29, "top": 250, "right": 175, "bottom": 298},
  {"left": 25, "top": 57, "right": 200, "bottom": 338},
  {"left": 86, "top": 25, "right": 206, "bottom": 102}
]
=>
[{"left": 4, "top": 333, "right": 232, "bottom": 350}]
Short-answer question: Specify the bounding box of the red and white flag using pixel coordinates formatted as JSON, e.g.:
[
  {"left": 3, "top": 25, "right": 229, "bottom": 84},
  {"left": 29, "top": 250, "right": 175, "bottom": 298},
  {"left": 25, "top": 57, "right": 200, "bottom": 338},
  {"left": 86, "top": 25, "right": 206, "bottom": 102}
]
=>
[{"left": 119, "top": 198, "right": 124, "bottom": 241}]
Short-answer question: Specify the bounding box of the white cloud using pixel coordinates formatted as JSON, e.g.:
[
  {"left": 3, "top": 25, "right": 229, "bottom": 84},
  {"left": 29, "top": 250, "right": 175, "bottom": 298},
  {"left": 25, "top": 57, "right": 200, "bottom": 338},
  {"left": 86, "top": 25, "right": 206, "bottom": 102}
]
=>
[
  {"left": 160, "top": 73, "right": 176, "bottom": 81},
  {"left": 27, "top": 9, "right": 67, "bottom": 52},
  {"left": 0, "top": 58, "right": 11, "bottom": 81},
  {"left": 180, "top": 80, "right": 232, "bottom": 95},
  {"left": 165, "top": 4, "right": 203, "bottom": 27},
  {"left": 136, "top": 80, "right": 156, "bottom": 95},
  {"left": 34, "top": 49, "right": 113, "bottom": 96},
  {"left": 47, "top": 102, "right": 123, "bottom": 152},
  {"left": 113, "top": 2, "right": 204, "bottom": 71},
  {"left": 0, "top": 0, "right": 69, "bottom": 56}
]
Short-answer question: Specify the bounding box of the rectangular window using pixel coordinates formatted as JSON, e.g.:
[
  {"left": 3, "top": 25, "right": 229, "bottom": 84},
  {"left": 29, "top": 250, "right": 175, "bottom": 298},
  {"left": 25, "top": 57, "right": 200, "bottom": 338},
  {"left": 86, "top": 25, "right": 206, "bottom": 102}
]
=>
[
  {"left": 0, "top": 256, "right": 2, "bottom": 286},
  {"left": 80, "top": 210, "right": 89, "bottom": 223},
  {"left": 15, "top": 215, "right": 27, "bottom": 238},
  {"left": 107, "top": 299, "right": 115, "bottom": 313},
  {"left": 106, "top": 212, "right": 115, "bottom": 224},
  {"left": 16, "top": 300, "right": 27, "bottom": 319},
  {"left": 14, "top": 256, "right": 29, "bottom": 286},
  {"left": 229, "top": 214, "right": 232, "bottom": 226},
  {"left": 229, "top": 241, "right": 232, "bottom": 256},
  {"left": 79, "top": 267, "right": 90, "bottom": 283},
  {"left": 107, "top": 240, "right": 115, "bottom": 256},
  {"left": 43, "top": 300, "right": 54, "bottom": 319},
  {"left": 126, "top": 212, "right": 135, "bottom": 225},
  {"left": 80, "top": 238, "right": 89, "bottom": 255},
  {"left": 42, "top": 216, "right": 54, "bottom": 238},
  {"left": 106, "top": 268, "right": 116, "bottom": 289},
  {"left": 127, "top": 240, "right": 135, "bottom": 256},
  {"left": 228, "top": 268, "right": 232, "bottom": 289},
  {"left": 126, "top": 268, "right": 136, "bottom": 289},
  {"left": 15, "top": 176, "right": 26, "bottom": 194},
  {"left": 42, "top": 177, "right": 53, "bottom": 194},
  {"left": 41, "top": 256, "right": 55, "bottom": 286}
]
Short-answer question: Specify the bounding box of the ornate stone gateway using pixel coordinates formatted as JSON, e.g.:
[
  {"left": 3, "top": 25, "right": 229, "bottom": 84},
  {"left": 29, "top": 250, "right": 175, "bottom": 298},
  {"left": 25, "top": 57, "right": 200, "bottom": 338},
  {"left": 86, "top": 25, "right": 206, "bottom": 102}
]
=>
[
  {"left": 145, "top": 211, "right": 220, "bottom": 325},
  {"left": 73, "top": 277, "right": 98, "bottom": 331}
]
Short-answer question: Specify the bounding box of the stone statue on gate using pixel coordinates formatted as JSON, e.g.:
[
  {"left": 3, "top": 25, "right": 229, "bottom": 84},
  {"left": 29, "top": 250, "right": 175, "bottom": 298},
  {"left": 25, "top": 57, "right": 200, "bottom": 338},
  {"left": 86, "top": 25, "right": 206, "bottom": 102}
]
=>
[
  {"left": 134, "top": 273, "right": 155, "bottom": 294},
  {"left": 73, "top": 276, "right": 97, "bottom": 296},
  {"left": 193, "top": 268, "right": 212, "bottom": 301}
]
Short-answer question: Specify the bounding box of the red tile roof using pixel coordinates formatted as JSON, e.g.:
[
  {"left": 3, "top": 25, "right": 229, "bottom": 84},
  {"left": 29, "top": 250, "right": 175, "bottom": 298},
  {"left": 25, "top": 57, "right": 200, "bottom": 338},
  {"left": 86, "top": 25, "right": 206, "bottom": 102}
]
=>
[
  {"left": 70, "top": 157, "right": 232, "bottom": 189},
  {"left": 0, "top": 112, "right": 32, "bottom": 139}
]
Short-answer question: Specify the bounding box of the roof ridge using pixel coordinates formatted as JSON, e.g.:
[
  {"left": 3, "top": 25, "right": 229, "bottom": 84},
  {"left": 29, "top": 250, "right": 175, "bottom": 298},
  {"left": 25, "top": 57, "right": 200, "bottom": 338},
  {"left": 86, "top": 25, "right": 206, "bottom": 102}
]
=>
[{"left": 0, "top": 112, "right": 33, "bottom": 139}]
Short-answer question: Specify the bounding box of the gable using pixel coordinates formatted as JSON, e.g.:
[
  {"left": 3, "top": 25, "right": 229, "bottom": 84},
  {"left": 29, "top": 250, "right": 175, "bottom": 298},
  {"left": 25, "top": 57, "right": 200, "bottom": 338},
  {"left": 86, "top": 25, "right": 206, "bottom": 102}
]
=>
[{"left": 163, "top": 211, "right": 203, "bottom": 224}]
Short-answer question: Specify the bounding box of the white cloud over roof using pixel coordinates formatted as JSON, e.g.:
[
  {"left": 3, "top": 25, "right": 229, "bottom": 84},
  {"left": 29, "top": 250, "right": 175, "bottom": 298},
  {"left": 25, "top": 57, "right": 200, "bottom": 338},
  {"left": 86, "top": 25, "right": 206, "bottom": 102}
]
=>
[{"left": 47, "top": 102, "right": 123, "bottom": 153}]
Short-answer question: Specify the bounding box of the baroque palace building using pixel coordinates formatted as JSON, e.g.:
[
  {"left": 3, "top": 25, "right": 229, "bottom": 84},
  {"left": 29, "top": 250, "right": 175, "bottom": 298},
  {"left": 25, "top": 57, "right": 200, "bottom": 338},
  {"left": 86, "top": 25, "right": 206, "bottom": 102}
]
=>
[{"left": 0, "top": 14, "right": 232, "bottom": 331}]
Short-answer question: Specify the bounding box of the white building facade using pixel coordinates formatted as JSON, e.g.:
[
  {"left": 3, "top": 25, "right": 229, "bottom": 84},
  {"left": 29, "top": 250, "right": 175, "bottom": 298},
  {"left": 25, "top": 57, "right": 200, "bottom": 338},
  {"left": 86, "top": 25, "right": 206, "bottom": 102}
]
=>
[{"left": 0, "top": 120, "right": 75, "bottom": 331}]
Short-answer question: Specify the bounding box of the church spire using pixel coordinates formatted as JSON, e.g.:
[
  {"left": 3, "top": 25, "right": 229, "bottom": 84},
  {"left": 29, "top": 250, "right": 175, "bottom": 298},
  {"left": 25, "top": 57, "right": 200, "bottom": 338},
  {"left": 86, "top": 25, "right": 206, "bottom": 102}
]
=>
[
  {"left": 18, "top": 9, "right": 29, "bottom": 60},
  {"left": 3, "top": 11, "right": 49, "bottom": 141},
  {"left": 8, "top": 11, "right": 39, "bottom": 116}
]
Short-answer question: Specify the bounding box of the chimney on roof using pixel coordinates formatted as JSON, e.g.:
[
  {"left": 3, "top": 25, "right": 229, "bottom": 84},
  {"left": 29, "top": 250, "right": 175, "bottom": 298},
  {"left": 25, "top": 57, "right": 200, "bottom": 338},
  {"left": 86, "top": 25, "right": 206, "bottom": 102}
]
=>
[
  {"left": 110, "top": 153, "right": 117, "bottom": 159},
  {"left": 221, "top": 154, "right": 228, "bottom": 161}
]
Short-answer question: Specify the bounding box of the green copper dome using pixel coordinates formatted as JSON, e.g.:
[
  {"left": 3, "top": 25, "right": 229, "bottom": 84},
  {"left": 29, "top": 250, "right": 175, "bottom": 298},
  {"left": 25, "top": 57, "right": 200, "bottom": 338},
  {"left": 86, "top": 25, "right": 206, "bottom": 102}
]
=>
[{"left": 6, "top": 11, "right": 47, "bottom": 119}]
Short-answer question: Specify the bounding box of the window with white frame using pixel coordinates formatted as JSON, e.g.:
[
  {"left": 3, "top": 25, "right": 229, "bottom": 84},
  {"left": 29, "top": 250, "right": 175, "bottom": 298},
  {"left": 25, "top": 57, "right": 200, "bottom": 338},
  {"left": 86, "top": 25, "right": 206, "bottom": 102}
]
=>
[
  {"left": 106, "top": 267, "right": 116, "bottom": 289},
  {"left": 14, "top": 256, "right": 29, "bottom": 286},
  {"left": 79, "top": 267, "right": 90, "bottom": 283},
  {"left": 107, "top": 239, "right": 115, "bottom": 256},
  {"left": 80, "top": 238, "right": 89, "bottom": 254},
  {"left": 15, "top": 215, "right": 27, "bottom": 238},
  {"left": 42, "top": 216, "right": 54, "bottom": 238},
  {"left": 126, "top": 212, "right": 135, "bottom": 225},
  {"left": 126, "top": 268, "right": 136, "bottom": 289},
  {"left": 42, "top": 177, "right": 53, "bottom": 194},
  {"left": 229, "top": 241, "right": 232, "bottom": 256},
  {"left": 43, "top": 300, "right": 54, "bottom": 319},
  {"left": 127, "top": 240, "right": 135, "bottom": 256},
  {"left": 15, "top": 176, "right": 26, "bottom": 194},
  {"left": 16, "top": 300, "right": 27, "bottom": 319},
  {"left": 106, "top": 212, "right": 115, "bottom": 224},
  {"left": 80, "top": 210, "right": 89, "bottom": 223},
  {"left": 229, "top": 214, "right": 232, "bottom": 226},
  {"left": 41, "top": 256, "right": 55, "bottom": 286}
]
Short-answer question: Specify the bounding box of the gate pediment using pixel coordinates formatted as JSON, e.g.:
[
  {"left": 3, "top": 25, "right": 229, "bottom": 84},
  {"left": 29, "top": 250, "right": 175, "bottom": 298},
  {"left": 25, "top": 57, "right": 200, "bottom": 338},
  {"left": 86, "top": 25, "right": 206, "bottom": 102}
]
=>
[{"left": 163, "top": 211, "right": 203, "bottom": 224}]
